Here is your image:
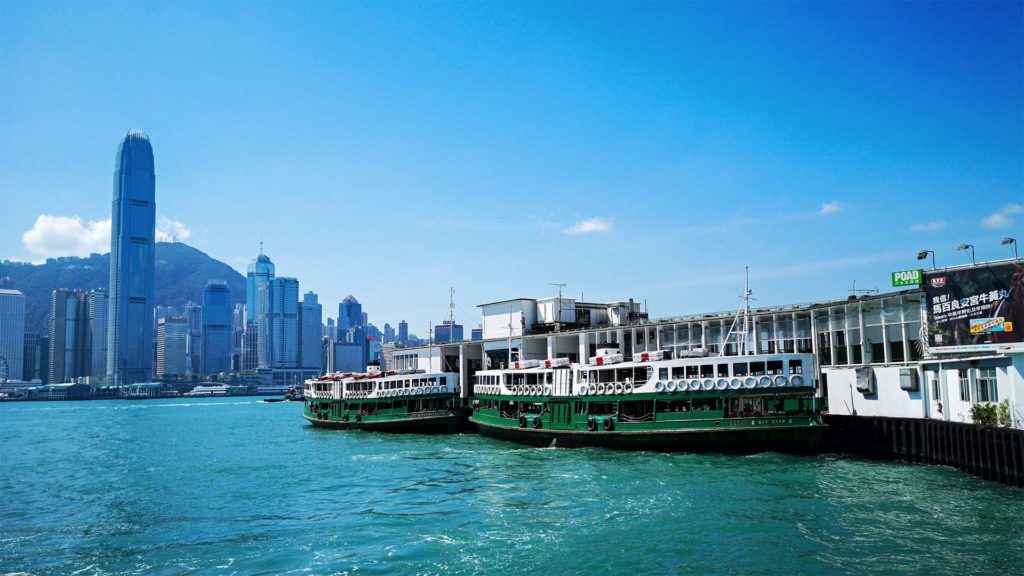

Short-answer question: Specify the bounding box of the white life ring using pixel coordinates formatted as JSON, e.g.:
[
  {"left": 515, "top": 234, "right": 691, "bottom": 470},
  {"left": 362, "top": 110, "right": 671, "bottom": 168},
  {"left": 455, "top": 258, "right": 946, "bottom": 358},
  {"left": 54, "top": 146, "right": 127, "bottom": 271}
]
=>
[
  {"left": 666, "top": 381, "right": 677, "bottom": 392},
  {"left": 744, "top": 378, "right": 757, "bottom": 389},
  {"left": 702, "top": 379, "right": 715, "bottom": 391},
  {"left": 759, "top": 377, "right": 772, "bottom": 388},
  {"left": 689, "top": 380, "right": 702, "bottom": 392},
  {"left": 730, "top": 378, "right": 742, "bottom": 390},
  {"left": 716, "top": 379, "right": 728, "bottom": 391},
  {"left": 625, "top": 382, "right": 634, "bottom": 394},
  {"left": 791, "top": 375, "right": 805, "bottom": 388},
  {"left": 774, "top": 376, "right": 787, "bottom": 388},
  {"left": 544, "top": 385, "right": 551, "bottom": 396},
  {"left": 655, "top": 381, "right": 666, "bottom": 393}
]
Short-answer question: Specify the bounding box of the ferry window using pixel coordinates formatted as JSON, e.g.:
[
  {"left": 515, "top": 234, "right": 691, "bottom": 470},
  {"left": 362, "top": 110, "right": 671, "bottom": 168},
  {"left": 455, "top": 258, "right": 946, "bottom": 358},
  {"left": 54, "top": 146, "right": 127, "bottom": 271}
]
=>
[
  {"left": 733, "top": 363, "right": 748, "bottom": 377},
  {"left": 789, "top": 360, "right": 803, "bottom": 375},
  {"left": 691, "top": 398, "right": 722, "bottom": 411},
  {"left": 958, "top": 370, "right": 970, "bottom": 402},
  {"left": 700, "top": 365, "right": 714, "bottom": 378},
  {"left": 750, "top": 362, "right": 766, "bottom": 376},
  {"left": 767, "top": 361, "right": 783, "bottom": 375},
  {"left": 656, "top": 399, "right": 688, "bottom": 413},
  {"left": 620, "top": 400, "right": 654, "bottom": 421},
  {"left": 717, "top": 365, "right": 728, "bottom": 378},
  {"left": 659, "top": 368, "right": 669, "bottom": 380},
  {"left": 930, "top": 375, "right": 940, "bottom": 401},
  {"left": 672, "top": 367, "right": 685, "bottom": 378},
  {"left": 588, "top": 402, "right": 616, "bottom": 416},
  {"left": 686, "top": 365, "right": 699, "bottom": 378},
  {"left": 527, "top": 374, "right": 537, "bottom": 385},
  {"left": 633, "top": 367, "right": 651, "bottom": 382},
  {"left": 975, "top": 368, "right": 997, "bottom": 403}
]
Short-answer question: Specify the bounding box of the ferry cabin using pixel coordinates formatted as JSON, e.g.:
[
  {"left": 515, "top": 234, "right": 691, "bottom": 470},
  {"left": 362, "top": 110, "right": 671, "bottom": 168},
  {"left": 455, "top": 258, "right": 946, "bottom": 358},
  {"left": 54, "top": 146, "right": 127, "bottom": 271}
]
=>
[
  {"left": 471, "top": 353, "right": 820, "bottom": 435},
  {"left": 304, "top": 372, "right": 461, "bottom": 429}
]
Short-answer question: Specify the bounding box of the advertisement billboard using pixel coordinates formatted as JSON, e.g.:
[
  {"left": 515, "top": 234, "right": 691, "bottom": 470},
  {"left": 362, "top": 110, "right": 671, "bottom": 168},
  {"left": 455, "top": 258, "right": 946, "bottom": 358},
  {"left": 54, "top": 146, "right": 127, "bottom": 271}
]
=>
[{"left": 924, "top": 261, "right": 1024, "bottom": 353}]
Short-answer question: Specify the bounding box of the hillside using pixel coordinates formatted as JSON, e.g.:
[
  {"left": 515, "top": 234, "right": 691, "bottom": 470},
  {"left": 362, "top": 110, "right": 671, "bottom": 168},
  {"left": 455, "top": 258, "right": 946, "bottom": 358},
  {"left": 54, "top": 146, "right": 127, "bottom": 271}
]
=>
[{"left": 0, "top": 242, "right": 246, "bottom": 335}]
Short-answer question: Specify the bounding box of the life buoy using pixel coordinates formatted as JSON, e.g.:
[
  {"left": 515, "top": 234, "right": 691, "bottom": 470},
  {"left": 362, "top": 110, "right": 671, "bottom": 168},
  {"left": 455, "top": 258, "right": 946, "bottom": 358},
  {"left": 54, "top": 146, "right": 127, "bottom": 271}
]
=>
[
  {"left": 532, "top": 416, "right": 542, "bottom": 429},
  {"left": 615, "top": 383, "right": 624, "bottom": 394},
  {"left": 543, "top": 385, "right": 551, "bottom": 396},
  {"left": 518, "top": 415, "right": 527, "bottom": 428},
  {"left": 587, "top": 417, "right": 597, "bottom": 432},
  {"left": 655, "top": 381, "right": 665, "bottom": 393},
  {"left": 602, "top": 417, "right": 615, "bottom": 432},
  {"left": 666, "top": 381, "right": 676, "bottom": 392},
  {"left": 625, "top": 382, "right": 634, "bottom": 394}
]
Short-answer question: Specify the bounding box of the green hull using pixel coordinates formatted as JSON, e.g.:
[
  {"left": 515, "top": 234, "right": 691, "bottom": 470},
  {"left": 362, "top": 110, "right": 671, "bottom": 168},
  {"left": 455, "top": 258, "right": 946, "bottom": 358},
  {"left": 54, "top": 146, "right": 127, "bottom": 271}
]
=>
[
  {"left": 472, "top": 417, "right": 825, "bottom": 454},
  {"left": 303, "top": 412, "right": 464, "bottom": 434}
]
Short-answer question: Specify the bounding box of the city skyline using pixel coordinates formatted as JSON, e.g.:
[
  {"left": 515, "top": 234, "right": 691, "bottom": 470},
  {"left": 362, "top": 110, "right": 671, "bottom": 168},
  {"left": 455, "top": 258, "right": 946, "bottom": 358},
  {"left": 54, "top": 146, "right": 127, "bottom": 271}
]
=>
[{"left": 1, "top": 2, "right": 1021, "bottom": 335}]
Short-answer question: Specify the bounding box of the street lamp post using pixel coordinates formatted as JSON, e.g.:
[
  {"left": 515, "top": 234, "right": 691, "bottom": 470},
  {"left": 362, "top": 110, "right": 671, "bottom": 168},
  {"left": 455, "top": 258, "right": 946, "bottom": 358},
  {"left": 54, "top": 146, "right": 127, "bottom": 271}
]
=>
[
  {"left": 916, "top": 249, "right": 936, "bottom": 269},
  {"left": 1002, "top": 237, "right": 1018, "bottom": 260},
  {"left": 957, "top": 243, "right": 975, "bottom": 265}
]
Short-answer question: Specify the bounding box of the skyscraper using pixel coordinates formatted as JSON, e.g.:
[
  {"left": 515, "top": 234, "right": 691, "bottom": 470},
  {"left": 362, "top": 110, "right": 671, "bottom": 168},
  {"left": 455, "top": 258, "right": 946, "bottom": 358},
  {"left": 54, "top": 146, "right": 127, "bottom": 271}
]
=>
[
  {"left": 156, "top": 317, "right": 188, "bottom": 379},
  {"left": 383, "top": 322, "right": 395, "bottom": 344},
  {"left": 246, "top": 251, "right": 275, "bottom": 324},
  {"left": 201, "top": 280, "right": 232, "bottom": 375},
  {"left": 87, "top": 289, "right": 108, "bottom": 380},
  {"left": 184, "top": 301, "right": 202, "bottom": 374},
  {"left": 107, "top": 130, "right": 156, "bottom": 385},
  {"left": 299, "top": 291, "right": 322, "bottom": 370},
  {"left": 338, "top": 296, "right": 363, "bottom": 332},
  {"left": 0, "top": 288, "right": 26, "bottom": 381},
  {"left": 398, "top": 320, "right": 408, "bottom": 346},
  {"left": 49, "top": 289, "right": 90, "bottom": 384},
  {"left": 258, "top": 277, "right": 299, "bottom": 369}
]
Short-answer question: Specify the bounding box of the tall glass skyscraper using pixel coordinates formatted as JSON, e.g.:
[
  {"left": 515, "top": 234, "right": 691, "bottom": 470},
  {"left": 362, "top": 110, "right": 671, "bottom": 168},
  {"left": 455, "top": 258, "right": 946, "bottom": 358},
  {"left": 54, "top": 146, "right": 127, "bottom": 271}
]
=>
[
  {"left": 246, "top": 252, "right": 275, "bottom": 324},
  {"left": 107, "top": 130, "right": 155, "bottom": 385},
  {"left": 338, "top": 295, "right": 363, "bottom": 331},
  {"left": 299, "top": 291, "right": 322, "bottom": 370},
  {"left": 201, "top": 280, "right": 232, "bottom": 375},
  {"left": 258, "top": 277, "right": 299, "bottom": 369}
]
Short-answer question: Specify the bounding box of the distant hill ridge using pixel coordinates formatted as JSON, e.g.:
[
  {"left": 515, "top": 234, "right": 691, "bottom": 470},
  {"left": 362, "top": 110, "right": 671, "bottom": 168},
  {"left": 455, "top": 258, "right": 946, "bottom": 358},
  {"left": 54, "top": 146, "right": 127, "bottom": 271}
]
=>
[{"left": 0, "top": 242, "right": 246, "bottom": 335}]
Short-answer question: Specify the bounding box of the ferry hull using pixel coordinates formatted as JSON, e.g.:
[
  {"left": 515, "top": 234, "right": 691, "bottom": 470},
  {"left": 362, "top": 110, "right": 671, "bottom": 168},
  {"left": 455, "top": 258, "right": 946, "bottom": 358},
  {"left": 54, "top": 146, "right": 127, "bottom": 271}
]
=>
[
  {"left": 472, "top": 419, "right": 825, "bottom": 454},
  {"left": 303, "top": 412, "right": 465, "bottom": 434}
]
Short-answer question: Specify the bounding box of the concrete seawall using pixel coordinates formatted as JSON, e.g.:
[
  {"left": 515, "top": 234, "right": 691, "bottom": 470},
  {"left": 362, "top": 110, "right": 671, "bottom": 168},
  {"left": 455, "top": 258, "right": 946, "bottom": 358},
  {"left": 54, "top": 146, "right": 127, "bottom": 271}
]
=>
[{"left": 824, "top": 415, "right": 1024, "bottom": 487}]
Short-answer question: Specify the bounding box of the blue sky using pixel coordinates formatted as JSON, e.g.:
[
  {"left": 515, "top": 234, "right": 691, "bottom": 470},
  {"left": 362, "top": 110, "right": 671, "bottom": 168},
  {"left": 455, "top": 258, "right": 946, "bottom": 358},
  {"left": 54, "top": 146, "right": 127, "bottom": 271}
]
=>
[{"left": 1, "top": 1, "right": 1021, "bottom": 334}]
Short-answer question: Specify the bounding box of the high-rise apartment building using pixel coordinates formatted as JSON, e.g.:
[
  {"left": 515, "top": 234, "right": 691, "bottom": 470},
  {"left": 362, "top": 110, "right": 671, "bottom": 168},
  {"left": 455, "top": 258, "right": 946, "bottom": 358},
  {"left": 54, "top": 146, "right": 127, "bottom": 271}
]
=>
[
  {"left": 299, "top": 291, "right": 322, "bottom": 370},
  {"left": 0, "top": 288, "right": 26, "bottom": 381},
  {"left": 156, "top": 317, "right": 188, "bottom": 378},
  {"left": 201, "top": 281, "right": 232, "bottom": 375},
  {"left": 241, "top": 322, "right": 259, "bottom": 372},
  {"left": 107, "top": 130, "right": 156, "bottom": 385}
]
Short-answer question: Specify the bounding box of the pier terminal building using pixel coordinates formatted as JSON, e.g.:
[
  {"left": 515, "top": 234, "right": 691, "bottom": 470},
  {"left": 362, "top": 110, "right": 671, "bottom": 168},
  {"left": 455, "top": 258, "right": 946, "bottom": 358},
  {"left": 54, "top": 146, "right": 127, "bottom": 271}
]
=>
[{"left": 389, "top": 258, "right": 1024, "bottom": 428}]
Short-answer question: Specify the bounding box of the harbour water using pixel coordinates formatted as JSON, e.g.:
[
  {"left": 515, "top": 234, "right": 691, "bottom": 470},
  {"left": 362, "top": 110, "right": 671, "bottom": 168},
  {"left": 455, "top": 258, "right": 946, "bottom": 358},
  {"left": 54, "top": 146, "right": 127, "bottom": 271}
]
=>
[{"left": 1, "top": 398, "right": 1022, "bottom": 575}]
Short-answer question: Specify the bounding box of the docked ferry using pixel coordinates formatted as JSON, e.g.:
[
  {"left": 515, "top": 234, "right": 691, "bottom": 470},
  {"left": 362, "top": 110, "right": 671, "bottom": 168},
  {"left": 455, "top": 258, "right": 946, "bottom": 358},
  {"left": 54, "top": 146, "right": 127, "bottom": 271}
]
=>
[
  {"left": 303, "top": 370, "right": 465, "bottom": 433},
  {"left": 470, "top": 350, "right": 825, "bottom": 453}
]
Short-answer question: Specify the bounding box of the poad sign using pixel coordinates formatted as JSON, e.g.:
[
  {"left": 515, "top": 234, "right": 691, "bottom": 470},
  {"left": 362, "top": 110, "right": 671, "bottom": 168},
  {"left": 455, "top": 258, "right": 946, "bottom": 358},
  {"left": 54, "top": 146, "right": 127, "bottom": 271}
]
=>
[
  {"left": 924, "top": 261, "right": 1024, "bottom": 352},
  {"left": 891, "top": 269, "right": 923, "bottom": 287}
]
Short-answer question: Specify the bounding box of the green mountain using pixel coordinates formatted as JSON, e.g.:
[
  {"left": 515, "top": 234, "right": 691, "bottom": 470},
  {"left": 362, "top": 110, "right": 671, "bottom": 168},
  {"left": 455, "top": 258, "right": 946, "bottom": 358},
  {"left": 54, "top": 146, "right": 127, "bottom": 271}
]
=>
[{"left": 0, "top": 242, "right": 246, "bottom": 335}]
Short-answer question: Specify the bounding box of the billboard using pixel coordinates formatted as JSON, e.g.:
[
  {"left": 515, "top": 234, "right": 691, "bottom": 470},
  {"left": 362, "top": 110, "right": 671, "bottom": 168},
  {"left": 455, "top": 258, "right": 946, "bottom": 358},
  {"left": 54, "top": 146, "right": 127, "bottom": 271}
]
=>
[
  {"left": 891, "top": 269, "right": 923, "bottom": 287},
  {"left": 924, "top": 261, "right": 1024, "bottom": 353}
]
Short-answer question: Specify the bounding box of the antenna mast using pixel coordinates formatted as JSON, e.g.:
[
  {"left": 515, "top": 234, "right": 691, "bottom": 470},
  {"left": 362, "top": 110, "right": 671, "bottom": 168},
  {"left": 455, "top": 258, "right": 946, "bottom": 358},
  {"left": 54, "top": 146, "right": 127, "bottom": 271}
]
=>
[
  {"left": 549, "top": 282, "right": 566, "bottom": 325},
  {"left": 447, "top": 287, "right": 456, "bottom": 342}
]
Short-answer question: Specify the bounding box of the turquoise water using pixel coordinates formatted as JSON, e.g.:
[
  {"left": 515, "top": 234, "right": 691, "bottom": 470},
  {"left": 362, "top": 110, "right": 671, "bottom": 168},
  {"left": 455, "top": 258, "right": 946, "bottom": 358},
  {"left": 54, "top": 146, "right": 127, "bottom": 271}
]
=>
[{"left": 1, "top": 398, "right": 1022, "bottom": 575}]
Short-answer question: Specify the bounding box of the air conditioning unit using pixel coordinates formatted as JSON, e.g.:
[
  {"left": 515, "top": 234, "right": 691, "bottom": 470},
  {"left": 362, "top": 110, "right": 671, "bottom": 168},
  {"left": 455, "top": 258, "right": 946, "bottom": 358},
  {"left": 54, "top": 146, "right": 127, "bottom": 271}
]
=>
[
  {"left": 855, "top": 368, "right": 875, "bottom": 395},
  {"left": 899, "top": 368, "right": 918, "bottom": 391}
]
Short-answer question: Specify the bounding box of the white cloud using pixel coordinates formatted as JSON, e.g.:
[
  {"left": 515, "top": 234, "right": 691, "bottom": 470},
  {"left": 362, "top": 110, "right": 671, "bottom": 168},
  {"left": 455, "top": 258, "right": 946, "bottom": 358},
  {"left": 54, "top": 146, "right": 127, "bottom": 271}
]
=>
[
  {"left": 819, "top": 201, "right": 841, "bottom": 215},
  {"left": 156, "top": 216, "right": 192, "bottom": 242},
  {"left": 564, "top": 217, "right": 612, "bottom": 235},
  {"left": 982, "top": 203, "right": 1024, "bottom": 229},
  {"left": 21, "top": 215, "right": 111, "bottom": 258},
  {"left": 21, "top": 213, "right": 191, "bottom": 258},
  {"left": 910, "top": 220, "right": 947, "bottom": 233}
]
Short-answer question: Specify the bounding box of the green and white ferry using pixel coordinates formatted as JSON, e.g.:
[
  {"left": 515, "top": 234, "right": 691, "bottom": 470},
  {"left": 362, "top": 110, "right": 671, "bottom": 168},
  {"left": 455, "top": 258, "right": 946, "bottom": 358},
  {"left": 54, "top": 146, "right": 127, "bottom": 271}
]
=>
[
  {"left": 470, "top": 350, "right": 825, "bottom": 453},
  {"left": 303, "top": 370, "right": 465, "bottom": 433}
]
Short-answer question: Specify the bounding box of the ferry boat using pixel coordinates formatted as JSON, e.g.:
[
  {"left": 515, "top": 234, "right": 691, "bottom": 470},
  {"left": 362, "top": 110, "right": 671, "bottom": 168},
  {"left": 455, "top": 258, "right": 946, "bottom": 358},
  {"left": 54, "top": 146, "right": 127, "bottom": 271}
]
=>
[
  {"left": 469, "top": 350, "right": 825, "bottom": 453},
  {"left": 302, "top": 370, "right": 465, "bottom": 433}
]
